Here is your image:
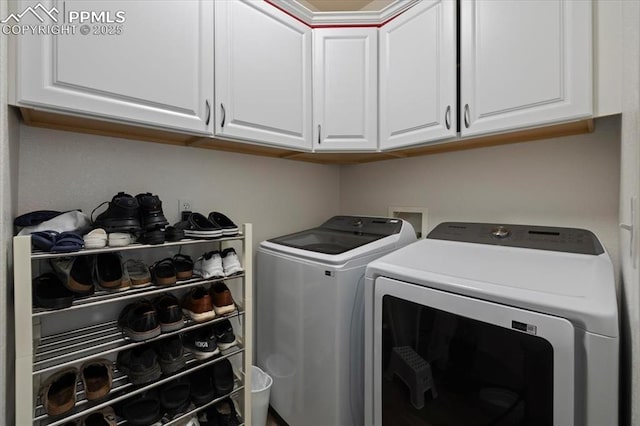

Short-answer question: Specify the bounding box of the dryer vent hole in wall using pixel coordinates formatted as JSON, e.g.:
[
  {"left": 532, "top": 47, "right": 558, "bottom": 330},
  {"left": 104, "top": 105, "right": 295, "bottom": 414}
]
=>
[{"left": 388, "top": 207, "right": 428, "bottom": 239}]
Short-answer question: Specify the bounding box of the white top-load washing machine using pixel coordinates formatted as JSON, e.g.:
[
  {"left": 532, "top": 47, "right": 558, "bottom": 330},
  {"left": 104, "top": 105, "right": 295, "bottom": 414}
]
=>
[
  {"left": 364, "top": 222, "right": 619, "bottom": 426},
  {"left": 257, "top": 216, "right": 416, "bottom": 426}
]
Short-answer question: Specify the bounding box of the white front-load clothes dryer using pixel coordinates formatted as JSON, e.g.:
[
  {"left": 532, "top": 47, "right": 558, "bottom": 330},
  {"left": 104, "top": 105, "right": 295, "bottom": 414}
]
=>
[
  {"left": 364, "top": 222, "right": 619, "bottom": 426},
  {"left": 256, "top": 216, "right": 416, "bottom": 426}
]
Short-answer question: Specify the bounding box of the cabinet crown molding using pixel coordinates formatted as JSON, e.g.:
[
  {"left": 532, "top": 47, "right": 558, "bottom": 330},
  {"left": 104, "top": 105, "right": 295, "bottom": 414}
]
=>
[{"left": 266, "top": 0, "right": 420, "bottom": 26}]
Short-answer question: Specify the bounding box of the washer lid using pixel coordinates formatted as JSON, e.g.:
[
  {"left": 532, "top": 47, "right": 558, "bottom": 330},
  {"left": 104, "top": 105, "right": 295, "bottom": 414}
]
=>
[
  {"left": 267, "top": 216, "right": 403, "bottom": 255},
  {"left": 366, "top": 236, "right": 618, "bottom": 337}
]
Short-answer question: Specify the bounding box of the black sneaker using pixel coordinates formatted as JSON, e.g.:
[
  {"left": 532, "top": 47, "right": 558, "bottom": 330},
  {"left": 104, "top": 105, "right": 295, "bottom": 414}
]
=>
[
  {"left": 92, "top": 192, "right": 142, "bottom": 234},
  {"left": 119, "top": 390, "right": 162, "bottom": 425},
  {"left": 213, "top": 320, "right": 238, "bottom": 351},
  {"left": 136, "top": 193, "right": 169, "bottom": 231},
  {"left": 118, "top": 300, "right": 161, "bottom": 341},
  {"left": 159, "top": 378, "right": 191, "bottom": 417},
  {"left": 153, "top": 294, "right": 185, "bottom": 332},
  {"left": 211, "top": 397, "right": 241, "bottom": 426},
  {"left": 155, "top": 335, "right": 186, "bottom": 375},
  {"left": 188, "top": 369, "right": 217, "bottom": 406},
  {"left": 182, "top": 326, "right": 219, "bottom": 360},
  {"left": 211, "top": 359, "right": 235, "bottom": 396},
  {"left": 117, "top": 346, "right": 162, "bottom": 385}
]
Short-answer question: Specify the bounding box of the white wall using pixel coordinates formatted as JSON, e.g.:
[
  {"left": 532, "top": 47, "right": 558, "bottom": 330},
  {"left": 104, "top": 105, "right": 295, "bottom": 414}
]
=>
[
  {"left": 17, "top": 126, "right": 341, "bottom": 248},
  {"left": 340, "top": 115, "right": 621, "bottom": 280},
  {"left": 619, "top": 0, "right": 640, "bottom": 424}
]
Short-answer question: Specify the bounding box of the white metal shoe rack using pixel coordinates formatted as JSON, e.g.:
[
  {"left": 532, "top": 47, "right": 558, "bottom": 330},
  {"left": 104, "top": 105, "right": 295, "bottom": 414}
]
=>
[{"left": 13, "top": 224, "right": 253, "bottom": 425}]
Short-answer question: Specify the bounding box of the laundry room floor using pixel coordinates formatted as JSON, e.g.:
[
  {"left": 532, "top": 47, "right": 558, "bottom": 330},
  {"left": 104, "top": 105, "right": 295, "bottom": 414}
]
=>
[{"left": 267, "top": 408, "right": 285, "bottom": 425}]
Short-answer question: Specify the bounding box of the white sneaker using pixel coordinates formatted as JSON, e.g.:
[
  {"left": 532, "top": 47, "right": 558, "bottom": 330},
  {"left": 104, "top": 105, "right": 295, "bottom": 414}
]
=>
[
  {"left": 194, "top": 251, "right": 224, "bottom": 279},
  {"left": 222, "top": 248, "right": 244, "bottom": 276}
]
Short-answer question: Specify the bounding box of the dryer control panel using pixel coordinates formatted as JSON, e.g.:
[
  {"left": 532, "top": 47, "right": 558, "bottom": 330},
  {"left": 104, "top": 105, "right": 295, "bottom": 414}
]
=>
[{"left": 427, "top": 222, "right": 604, "bottom": 255}]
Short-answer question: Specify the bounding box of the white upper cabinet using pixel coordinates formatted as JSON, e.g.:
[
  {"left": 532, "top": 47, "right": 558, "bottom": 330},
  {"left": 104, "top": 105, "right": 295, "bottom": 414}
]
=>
[
  {"left": 460, "top": 0, "right": 592, "bottom": 137},
  {"left": 379, "top": 0, "right": 457, "bottom": 150},
  {"left": 11, "top": 0, "right": 214, "bottom": 135},
  {"left": 214, "top": 0, "right": 312, "bottom": 150},
  {"left": 313, "top": 28, "right": 378, "bottom": 151}
]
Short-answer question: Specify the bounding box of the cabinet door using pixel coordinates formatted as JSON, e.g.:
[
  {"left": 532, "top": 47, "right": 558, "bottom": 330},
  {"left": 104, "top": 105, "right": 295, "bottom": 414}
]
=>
[
  {"left": 460, "top": 0, "right": 592, "bottom": 137},
  {"left": 313, "top": 28, "right": 378, "bottom": 151},
  {"left": 379, "top": 0, "right": 456, "bottom": 150},
  {"left": 12, "top": 0, "right": 213, "bottom": 135},
  {"left": 214, "top": 0, "right": 312, "bottom": 150}
]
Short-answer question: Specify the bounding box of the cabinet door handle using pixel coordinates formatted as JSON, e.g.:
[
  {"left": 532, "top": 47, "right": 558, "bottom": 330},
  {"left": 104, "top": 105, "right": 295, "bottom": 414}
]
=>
[
  {"left": 445, "top": 105, "right": 451, "bottom": 130},
  {"left": 318, "top": 124, "right": 321, "bottom": 145},
  {"left": 205, "top": 100, "right": 211, "bottom": 126},
  {"left": 464, "top": 104, "right": 470, "bottom": 128},
  {"left": 221, "top": 103, "right": 226, "bottom": 129}
]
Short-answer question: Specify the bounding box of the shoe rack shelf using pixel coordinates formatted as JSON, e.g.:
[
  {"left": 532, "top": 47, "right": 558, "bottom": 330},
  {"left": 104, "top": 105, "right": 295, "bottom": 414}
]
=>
[{"left": 13, "top": 224, "right": 254, "bottom": 426}]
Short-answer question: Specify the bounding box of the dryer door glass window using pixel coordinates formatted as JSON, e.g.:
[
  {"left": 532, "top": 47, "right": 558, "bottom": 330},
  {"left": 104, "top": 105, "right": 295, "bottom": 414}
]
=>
[{"left": 381, "top": 295, "right": 554, "bottom": 426}]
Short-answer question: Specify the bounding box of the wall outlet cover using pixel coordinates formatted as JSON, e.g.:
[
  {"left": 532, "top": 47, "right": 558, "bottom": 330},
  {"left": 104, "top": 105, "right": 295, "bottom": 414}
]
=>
[{"left": 179, "top": 199, "right": 193, "bottom": 213}]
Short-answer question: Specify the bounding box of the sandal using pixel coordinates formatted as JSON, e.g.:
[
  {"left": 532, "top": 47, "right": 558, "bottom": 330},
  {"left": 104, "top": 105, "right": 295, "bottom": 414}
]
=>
[
  {"left": 31, "top": 230, "right": 60, "bottom": 251},
  {"left": 150, "top": 258, "right": 176, "bottom": 286},
  {"left": 83, "top": 228, "right": 107, "bottom": 249},
  {"left": 173, "top": 213, "right": 223, "bottom": 239},
  {"left": 125, "top": 259, "right": 152, "bottom": 288},
  {"left": 173, "top": 254, "right": 194, "bottom": 280},
  {"left": 51, "top": 232, "right": 84, "bottom": 253},
  {"left": 108, "top": 232, "right": 135, "bottom": 247},
  {"left": 80, "top": 358, "right": 113, "bottom": 401},
  {"left": 39, "top": 367, "right": 78, "bottom": 416},
  {"left": 33, "top": 273, "right": 74, "bottom": 310}
]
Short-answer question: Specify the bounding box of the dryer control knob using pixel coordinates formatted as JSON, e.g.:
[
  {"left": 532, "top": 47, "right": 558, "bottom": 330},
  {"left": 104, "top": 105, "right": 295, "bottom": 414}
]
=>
[{"left": 492, "top": 226, "right": 510, "bottom": 239}]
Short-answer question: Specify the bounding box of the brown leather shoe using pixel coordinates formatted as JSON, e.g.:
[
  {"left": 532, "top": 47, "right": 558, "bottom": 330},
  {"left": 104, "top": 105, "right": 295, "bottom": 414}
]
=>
[
  {"left": 210, "top": 282, "right": 236, "bottom": 316},
  {"left": 40, "top": 367, "right": 78, "bottom": 416},
  {"left": 80, "top": 359, "right": 113, "bottom": 401},
  {"left": 182, "top": 286, "right": 216, "bottom": 322}
]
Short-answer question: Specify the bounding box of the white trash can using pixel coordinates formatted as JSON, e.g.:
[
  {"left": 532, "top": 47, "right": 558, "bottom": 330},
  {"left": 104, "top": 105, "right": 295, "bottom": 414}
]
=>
[{"left": 251, "top": 365, "right": 273, "bottom": 426}]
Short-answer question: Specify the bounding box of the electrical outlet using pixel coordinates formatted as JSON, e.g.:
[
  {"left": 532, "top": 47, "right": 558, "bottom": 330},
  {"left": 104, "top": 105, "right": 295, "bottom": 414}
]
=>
[{"left": 178, "top": 199, "right": 193, "bottom": 214}]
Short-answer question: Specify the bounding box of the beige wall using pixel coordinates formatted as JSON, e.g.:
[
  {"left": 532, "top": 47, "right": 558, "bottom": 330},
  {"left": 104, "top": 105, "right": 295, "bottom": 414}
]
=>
[
  {"left": 340, "top": 115, "right": 622, "bottom": 281},
  {"left": 17, "top": 126, "right": 341, "bottom": 248},
  {"left": 14, "top": 103, "right": 626, "bottom": 425}
]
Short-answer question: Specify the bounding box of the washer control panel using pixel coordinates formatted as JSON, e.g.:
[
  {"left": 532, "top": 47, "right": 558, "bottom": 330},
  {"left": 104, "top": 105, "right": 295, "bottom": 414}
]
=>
[
  {"left": 427, "top": 222, "right": 604, "bottom": 255},
  {"left": 322, "top": 215, "right": 403, "bottom": 235}
]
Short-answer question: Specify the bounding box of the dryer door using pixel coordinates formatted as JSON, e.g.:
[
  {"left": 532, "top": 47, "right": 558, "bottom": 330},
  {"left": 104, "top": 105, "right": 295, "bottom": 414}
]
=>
[{"left": 372, "top": 277, "right": 575, "bottom": 426}]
